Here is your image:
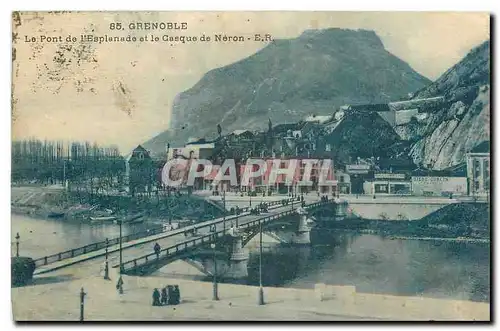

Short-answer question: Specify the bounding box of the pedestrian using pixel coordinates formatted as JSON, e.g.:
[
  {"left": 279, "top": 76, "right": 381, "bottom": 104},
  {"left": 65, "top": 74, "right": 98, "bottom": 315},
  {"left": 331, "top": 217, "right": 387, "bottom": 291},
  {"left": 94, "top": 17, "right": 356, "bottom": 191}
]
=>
[
  {"left": 161, "top": 287, "right": 168, "bottom": 306},
  {"left": 116, "top": 276, "right": 124, "bottom": 294},
  {"left": 167, "top": 285, "right": 175, "bottom": 305},
  {"left": 152, "top": 288, "right": 161, "bottom": 306},
  {"left": 154, "top": 242, "right": 161, "bottom": 258},
  {"left": 174, "top": 285, "right": 181, "bottom": 304}
]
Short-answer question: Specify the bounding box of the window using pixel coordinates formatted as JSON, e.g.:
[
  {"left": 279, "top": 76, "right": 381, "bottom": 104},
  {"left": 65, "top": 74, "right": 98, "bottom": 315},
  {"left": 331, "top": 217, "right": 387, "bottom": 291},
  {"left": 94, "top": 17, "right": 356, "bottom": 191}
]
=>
[{"left": 474, "top": 159, "right": 481, "bottom": 178}]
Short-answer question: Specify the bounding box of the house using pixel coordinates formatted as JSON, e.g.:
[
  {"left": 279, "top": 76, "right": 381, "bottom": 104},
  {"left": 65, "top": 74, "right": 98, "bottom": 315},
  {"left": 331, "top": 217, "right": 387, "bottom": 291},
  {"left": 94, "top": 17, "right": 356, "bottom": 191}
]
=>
[
  {"left": 363, "top": 173, "right": 412, "bottom": 195},
  {"left": 238, "top": 157, "right": 337, "bottom": 195},
  {"left": 125, "top": 145, "right": 155, "bottom": 195},
  {"left": 167, "top": 139, "right": 215, "bottom": 161},
  {"left": 466, "top": 141, "right": 490, "bottom": 197},
  {"left": 304, "top": 114, "right": 331, "bottom": 124}
]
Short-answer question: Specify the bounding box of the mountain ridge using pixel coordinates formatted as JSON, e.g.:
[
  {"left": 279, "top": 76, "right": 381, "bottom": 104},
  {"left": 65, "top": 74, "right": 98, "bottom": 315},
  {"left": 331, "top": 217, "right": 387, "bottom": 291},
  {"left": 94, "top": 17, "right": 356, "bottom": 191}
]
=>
[{"left": 144, "top": 28, "right": 430, "bottom": 155}]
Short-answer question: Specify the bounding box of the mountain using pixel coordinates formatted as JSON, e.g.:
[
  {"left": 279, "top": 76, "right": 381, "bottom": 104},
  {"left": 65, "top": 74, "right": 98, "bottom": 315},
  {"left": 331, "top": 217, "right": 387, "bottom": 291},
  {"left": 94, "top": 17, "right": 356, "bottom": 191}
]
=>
[
  {"left": 402, "top": 41, "right": 490, "bottom": 170},
  {"left": 143, "top": 28, "right": 430, "bottom": 155}
]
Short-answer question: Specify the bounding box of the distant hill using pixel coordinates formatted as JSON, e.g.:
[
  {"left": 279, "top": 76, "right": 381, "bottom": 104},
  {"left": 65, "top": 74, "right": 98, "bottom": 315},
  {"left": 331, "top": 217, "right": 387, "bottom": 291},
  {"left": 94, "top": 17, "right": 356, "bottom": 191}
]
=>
[
  {"left": 404, "top": 41, "right": 490, "bottom": 170},
  {"left": 143, "top": 28, "right": 430, "bottom": 156}
]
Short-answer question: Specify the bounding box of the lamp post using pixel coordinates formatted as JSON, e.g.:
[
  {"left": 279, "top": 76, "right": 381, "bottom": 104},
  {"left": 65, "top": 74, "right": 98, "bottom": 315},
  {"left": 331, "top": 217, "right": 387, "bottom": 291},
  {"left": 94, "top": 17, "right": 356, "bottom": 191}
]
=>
[
  {"left": 15, "top": 232, "right": 20, "bottom": 257},
  {"left": 222, "top": 189, "right": 226, "bottom": 233},
  {"left": 119, "top": 220, "right": 123, "bottom": 273},
  {"left": 258, "top": 221, "right": 265, "bottom": 305},
  {"left": 211, "top": 243, "right": 219, "bottom": 301},
  {"left": 79, "top": 287, "right": 86, "bottom": 322},
  {"left": 104, "top": 237, "right": 110, "bottom": 280},
  {"left": 236, "top": 208, "right": 239, "bottom": 228},
  {"left": 118, "top": 219, "right": 124, "bottom": 294}
]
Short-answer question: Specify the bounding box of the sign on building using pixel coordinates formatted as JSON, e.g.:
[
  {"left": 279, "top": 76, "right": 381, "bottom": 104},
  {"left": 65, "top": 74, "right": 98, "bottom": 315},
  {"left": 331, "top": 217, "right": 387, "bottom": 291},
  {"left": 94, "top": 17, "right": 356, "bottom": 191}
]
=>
[
  {"left": 346, "top": 164, "right": 370, "bottom": 174},
  {"left": 374, "top": 173, "right": 406, "bottom": 180},
  {"left": 411, "top": 176, "right": 467, "bottom": 196}
]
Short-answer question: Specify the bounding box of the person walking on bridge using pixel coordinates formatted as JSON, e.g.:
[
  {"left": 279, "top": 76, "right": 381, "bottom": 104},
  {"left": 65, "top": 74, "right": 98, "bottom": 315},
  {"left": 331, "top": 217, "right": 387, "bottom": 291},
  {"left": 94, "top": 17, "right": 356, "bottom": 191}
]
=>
[{"left": 154, "top": 242, "right": 161, "bottom": 259}]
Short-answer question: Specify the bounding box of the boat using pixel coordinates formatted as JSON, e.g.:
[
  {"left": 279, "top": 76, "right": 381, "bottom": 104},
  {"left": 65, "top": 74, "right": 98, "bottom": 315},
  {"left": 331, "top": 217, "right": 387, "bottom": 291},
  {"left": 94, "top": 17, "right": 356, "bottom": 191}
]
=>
[
  {"left": 128, "top": 217, "right": 144, "bottom": 224},
  {"left": 116, "top": 213, "right": 145, "bottom": 224},
  {"left": 48, "top": 212, "right": 65, "bottom": 218},
  {"left": 89, "top": 216, "right": 117, "bottom": 223}
]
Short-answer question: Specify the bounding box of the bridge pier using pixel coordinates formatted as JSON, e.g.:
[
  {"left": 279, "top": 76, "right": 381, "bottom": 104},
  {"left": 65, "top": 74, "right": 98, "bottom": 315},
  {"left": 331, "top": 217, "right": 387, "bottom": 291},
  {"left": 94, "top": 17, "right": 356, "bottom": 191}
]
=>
[
  {"left": 335, "top": 200, "right": 348, "bottom": 220},
  {"left": 290, "top": 211, "right": 314, "bottom": 245},
  {"left": 226, "top": 233, "right": 249, "bottom": 279}
]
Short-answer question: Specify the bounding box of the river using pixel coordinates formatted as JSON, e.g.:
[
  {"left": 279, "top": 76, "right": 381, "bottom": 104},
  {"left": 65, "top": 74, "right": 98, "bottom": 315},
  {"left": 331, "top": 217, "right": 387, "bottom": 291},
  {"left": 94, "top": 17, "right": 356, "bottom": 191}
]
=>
[{"left": 11, "top": 214, "right": 490, "bottom": 303}]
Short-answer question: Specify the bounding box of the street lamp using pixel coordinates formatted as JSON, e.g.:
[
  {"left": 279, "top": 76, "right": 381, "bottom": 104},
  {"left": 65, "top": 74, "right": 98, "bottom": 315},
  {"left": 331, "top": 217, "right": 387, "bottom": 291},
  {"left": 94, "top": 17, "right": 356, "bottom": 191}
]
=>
[
  {"left": 79, "top": 287, "right": 86, "bottom": 322},
  {"left": 236, "top": 208, "right": 239, "bottom": 228},
  {"left": 104, "top": 237, "right": 110, "bottom": 280},
  {"left": 211, "top": 243, "right": 219, "bottom": 301},
  {"left": 118, "top": 220, "right": 123, "bottom": 273},
  {"left": 258, "top": 221, "right": 265, "bottom": 305},
  {"left": 15, "top": 232, "right": 20, "bottom": 257},
  {"left": 222, "top": 189, "right": 226, "bottom": 233},
  {"left": 118, "top": 219, "right": 124, "bottom": 294}
]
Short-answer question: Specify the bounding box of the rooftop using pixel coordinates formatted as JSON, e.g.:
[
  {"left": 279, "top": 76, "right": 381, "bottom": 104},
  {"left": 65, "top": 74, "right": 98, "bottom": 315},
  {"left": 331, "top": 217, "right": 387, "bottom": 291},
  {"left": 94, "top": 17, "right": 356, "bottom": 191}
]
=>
[{"left": 469, "top": 141, "right": 490, "bottom": 154}]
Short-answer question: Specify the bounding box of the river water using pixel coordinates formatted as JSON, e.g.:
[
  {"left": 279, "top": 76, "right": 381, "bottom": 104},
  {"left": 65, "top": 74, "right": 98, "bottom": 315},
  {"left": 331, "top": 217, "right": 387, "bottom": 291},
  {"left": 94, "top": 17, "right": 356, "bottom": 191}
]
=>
[{"left": 11, "top": 214, "right": 490, "bottom": 303}]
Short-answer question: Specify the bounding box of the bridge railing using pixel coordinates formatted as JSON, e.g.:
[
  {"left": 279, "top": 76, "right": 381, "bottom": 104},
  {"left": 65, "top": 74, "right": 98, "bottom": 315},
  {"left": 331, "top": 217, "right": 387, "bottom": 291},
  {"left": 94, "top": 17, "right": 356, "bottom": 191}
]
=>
[
  {"left": 33, "top": 224, "right": 166, "bottom": 268},
  {"left": 120, "top": 230, "right": 228, "bottom": 272},
  {"left": 119, "top": 198, "right": 330, "bottom": 273},
  {"left": 33, "top": 197, "right": 299, "bottom": 268}
]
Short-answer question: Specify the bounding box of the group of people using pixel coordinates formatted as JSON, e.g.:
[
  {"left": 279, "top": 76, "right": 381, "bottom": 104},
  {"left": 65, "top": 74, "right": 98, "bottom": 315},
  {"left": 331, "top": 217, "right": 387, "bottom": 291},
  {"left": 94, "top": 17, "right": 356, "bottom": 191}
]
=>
[
  {"left": 152, "top": 285, "right": 181, "bottom": 306},
  {"left": 249, "top": 202, "right": 269, "bottom": 215}
]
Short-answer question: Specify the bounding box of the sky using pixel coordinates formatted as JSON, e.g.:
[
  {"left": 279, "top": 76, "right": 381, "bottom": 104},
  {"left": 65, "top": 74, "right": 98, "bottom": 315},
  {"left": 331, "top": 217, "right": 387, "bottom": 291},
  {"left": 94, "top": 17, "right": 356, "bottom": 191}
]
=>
[{"left": 11, "top": 12, "right": 490, "bottom": 154}]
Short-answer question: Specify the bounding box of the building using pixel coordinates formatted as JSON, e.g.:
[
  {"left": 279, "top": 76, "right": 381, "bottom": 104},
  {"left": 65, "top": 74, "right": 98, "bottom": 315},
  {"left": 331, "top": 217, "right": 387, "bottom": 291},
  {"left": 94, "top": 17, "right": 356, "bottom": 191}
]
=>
[
  {"left": 336, "top": 169, "right": 351, "bottom": 194},
  {"left": 125, "top": 145, "right": 155, "bottom": 195},
  {"left": 345, "top": 163, "right": 372, "bottom": 194},
  {"left": 466, "top": 141, "right": 490, "bottom": 197},
  {"left": 411, "top": 176, "right": 467, "bottom": 197},
  {"left": 363, "top": 173, "right": 412, "bottom": 195},
  {"left": 167, "top": 139, "right": 215, "bottom": 161},
  {"left": 304, "top": 114, "right": 332, "bottom": 124},
  {"left": 238, "top": 158, "right": 337, "bottom": 195}
]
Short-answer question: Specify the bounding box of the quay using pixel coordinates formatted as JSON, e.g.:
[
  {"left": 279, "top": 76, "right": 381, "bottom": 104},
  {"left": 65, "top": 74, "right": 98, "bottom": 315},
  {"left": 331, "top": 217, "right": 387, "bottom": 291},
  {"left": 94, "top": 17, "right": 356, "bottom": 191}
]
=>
[{"left": 12, "top": 275, "right": 489, "bottom": 321}]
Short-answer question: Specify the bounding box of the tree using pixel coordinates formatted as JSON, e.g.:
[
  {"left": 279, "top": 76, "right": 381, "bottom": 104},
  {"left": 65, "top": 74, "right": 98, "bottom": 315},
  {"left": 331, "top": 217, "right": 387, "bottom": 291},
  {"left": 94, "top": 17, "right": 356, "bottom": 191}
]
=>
[{"left": 217, "top": 124, "right": 222, "bottom": 137}]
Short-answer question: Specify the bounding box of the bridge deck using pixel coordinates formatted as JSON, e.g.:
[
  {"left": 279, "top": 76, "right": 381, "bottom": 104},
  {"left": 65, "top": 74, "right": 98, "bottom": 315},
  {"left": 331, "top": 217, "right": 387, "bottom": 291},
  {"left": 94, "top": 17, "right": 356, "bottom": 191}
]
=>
[
  {"left": 118, "top": 200, "right": 331, "bottom": 275},
  {"left": 34, "top": 197, "right": 323, "bottom": 278}
]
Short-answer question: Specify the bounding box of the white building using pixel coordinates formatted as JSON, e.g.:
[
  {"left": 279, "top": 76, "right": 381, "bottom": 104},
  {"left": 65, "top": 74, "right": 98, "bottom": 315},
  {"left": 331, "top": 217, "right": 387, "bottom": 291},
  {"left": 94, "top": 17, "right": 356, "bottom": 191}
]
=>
[
  {"left": 363, "top": 173, "right": 411, "bottom": 195},
  {"left": 466, "top": 141, "right": 490, "bottom": 197},
  {"left": 167, "top": 141, "right": 215, "bottom": 161},
  {"left": 411, "top": 176, "right": 467, "bottom": 197}
]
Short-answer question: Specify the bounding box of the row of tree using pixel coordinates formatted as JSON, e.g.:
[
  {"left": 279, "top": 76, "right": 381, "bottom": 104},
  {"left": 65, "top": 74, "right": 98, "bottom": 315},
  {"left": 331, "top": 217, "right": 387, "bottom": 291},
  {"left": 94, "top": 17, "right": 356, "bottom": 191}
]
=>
[{"left": 12, "top": 138, "right": 125, "bottom": 186}]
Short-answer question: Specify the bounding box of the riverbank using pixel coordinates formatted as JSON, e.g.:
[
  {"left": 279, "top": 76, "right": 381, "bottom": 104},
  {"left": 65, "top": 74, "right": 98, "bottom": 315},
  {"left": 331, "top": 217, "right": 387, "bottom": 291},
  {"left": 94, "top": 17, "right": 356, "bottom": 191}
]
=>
[
  {"left": 387, "top": 235, "right": 490, "bottom": 244},
  {"left": 12, "top": 274, "right": 489, "bottom": 321},
  {"left": 322, "top": 201, "right": 490, "bottom": 242},
  {"left": 11, "top": 186, "right": 224, "bottom": 222}
]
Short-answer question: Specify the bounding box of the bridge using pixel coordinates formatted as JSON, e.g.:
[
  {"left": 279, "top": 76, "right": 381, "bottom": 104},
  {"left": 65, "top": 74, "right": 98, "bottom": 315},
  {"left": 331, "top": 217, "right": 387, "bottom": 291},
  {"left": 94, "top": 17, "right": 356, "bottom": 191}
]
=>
[{"left": 32, "top": 196, "right": 339, "bottom": 280}]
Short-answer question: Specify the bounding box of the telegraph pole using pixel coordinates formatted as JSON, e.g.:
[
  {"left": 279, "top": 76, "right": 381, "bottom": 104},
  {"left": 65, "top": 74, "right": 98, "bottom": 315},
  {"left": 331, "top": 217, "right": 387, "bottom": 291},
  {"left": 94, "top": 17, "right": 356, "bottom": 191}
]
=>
[
  {"left": 211, "top": 243, "right": 219, "bottom": 300},
  {"left": 258, "top": 220, "right": 265, "bottom": 305}
]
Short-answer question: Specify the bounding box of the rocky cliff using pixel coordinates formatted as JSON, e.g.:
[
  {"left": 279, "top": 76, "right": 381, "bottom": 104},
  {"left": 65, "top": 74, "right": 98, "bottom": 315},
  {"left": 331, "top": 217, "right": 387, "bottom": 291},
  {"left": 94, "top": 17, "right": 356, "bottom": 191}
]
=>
[
  {"left": 143, "top": 28, "right": 430, "bottom": 155},
  {"left": 404, "top": 41, "right": 490, "bottom": 170}
]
